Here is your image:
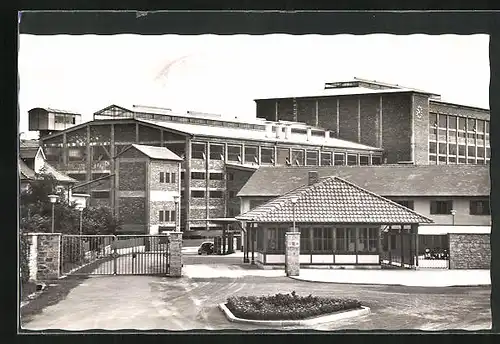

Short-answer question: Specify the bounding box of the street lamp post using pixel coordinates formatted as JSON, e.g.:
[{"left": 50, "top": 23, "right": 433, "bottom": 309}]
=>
[
  {"left": 78, "top": 206, "right": 84, "bottom": 236},
  {"left": 173, "top": 195, "right": 180, "bottom": 232},
  {"left": 290, "top": 196, "right": 299, "bottom": 232},
  {"left": 48, "top": 194, "right": 59, "bottom": 233},
  {"left": 450, "top": 209, "right": 457, "bottom": 226}
]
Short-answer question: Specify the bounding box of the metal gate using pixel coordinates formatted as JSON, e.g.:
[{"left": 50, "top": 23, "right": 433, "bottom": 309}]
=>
[{"left": 60, "top": 235, "right": 170, "bottom": 276}]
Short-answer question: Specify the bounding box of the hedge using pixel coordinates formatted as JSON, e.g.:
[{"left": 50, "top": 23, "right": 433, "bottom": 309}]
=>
[{"left": 226, "top": 291, "right": 362, "bottom": 321}]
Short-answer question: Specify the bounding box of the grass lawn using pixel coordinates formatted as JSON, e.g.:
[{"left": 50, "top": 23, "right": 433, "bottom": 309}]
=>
[{"left": 225, "top": 291, "right": 362, "bottom": 321}]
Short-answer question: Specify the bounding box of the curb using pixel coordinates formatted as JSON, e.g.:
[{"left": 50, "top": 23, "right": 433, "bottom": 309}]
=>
[
  {"left": 288, "top": 276, "right": 491, "bottom": 288},
  {"left": 218, "top": 303, "right": 370, "bottom": 327}
]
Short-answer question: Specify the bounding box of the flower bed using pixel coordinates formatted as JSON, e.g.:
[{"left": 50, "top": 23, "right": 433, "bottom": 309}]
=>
[{"left": 225, "top": 291, "right": 362, "bottom": 321}]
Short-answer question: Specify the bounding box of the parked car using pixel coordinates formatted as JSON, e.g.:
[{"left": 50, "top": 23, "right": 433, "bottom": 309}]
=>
[{"left": 198, "top": 242, "right": 215, "bottom": 255}]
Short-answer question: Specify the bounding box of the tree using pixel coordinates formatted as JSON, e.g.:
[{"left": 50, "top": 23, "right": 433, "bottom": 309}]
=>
[{"left": 20, "top": 173, "right": 121, "bottom": 234}]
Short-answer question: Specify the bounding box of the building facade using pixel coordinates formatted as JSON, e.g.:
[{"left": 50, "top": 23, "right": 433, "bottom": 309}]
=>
[
  {"left": 255, "top": 79, "right": 490, "bottom": 165},
  {"left": 35, "top": 104, "right": 383, "bottom": 234},
  {"left": 114, "top": 144, "right": 182, "bottom": 234},
  {"left": 237, "top": 165, "right": 491, "bottom": 258}
]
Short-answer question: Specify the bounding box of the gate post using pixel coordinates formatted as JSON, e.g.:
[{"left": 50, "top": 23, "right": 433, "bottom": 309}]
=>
[{"left": 168, "top": 232, "right": 182, "bottom": 277}]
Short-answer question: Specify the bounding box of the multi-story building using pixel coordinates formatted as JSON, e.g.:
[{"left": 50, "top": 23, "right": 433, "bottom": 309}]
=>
[
  {"left": 255, "top": 78, "right": 490, "bottom": 165},
  {"left": 33, "top": 104, "right": 383, "bottom": 234}
]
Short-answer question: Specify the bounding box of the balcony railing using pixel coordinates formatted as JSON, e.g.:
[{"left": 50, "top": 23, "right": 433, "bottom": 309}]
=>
[{"left": 51, "top": 160, "right": 111, "bottom": 172}]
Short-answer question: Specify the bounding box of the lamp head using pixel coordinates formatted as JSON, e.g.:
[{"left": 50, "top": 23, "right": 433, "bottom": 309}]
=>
[
  {"left": 450, "top": 209, "right": 457, "bottom": 216},
  {"left": 173, "top": 195, "right": 180, "bottom": 204},
  {"left": 48, "top": 194, "right": 59, "bottom": 204}
]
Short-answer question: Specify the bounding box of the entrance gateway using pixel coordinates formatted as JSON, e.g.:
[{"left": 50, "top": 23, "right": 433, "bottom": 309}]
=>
[{"left": 60, "top": 235, "right": 170, "bottom": 276}]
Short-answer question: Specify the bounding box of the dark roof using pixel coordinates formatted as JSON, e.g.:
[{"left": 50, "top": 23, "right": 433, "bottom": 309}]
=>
[
  {"left": 117, "top": 144, "right": 183, "bottom": 161},
  {"left": 237, "top": 165, "right": 490, "bottom": 198},
  {"left": 237, "top": 176, "right": 433, "bottom": 224},
  {"left": 19, "top": 147, "right": 39, "bottom": 160},
  {"left": 29, "top": 107, "right": 81, "bottom": 115},
  {"left": 39, "top": 163, "right": 77, "bottom": 184},
  {"left": 19, "top": 158, "right": 36, "bottom": 180}
]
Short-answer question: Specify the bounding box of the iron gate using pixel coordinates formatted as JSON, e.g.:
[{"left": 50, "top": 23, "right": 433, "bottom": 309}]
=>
[{"left": 60, "top": 235, "right": 170, "bottom": 276}]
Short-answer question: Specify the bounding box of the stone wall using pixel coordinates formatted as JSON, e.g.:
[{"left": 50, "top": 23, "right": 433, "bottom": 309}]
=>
[
  {"left": 168, "top": 232, "right": 182, "bottom": 277},
  {"left": 449, "top": 233, "right": 491, "bottom": 269},
  {"left": 25, "top": 233, "right": 61, "bottom": 281}
]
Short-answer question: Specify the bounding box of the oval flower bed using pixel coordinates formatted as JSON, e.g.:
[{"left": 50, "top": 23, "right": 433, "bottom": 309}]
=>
[{"left": 225, "top": 291, "right": 362, "bottom": 321}]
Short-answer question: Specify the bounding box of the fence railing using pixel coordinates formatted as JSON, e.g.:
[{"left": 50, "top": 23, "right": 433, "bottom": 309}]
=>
[
  {"left": 417, "top": 255, "right": 450, "bottom": 269},
  {"left": 60, "top": 234, "right": 170, "bottom": 276}
]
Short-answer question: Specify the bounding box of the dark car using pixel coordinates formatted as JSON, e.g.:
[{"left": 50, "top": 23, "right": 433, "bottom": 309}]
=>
[{"left": 197, "top": 242, "right": 215, "bottom": 255}]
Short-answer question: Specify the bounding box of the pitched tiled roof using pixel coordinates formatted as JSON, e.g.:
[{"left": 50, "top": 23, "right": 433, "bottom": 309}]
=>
[
  {"left": 237, "top": 165, "right": 490, "bottom": 198},
  {"left": 236, "top": 176, "right": 433, "bottom": 224},
  {"left": 39, "top": 163, "right": 77, "bottom": 184},
  {"left": 128, "top": 144, "right": 183, "bottom": 161},
  {"left": 20, "top": 147, "right": 39, "bottom": 159},
  {"left": 19, "top": 158, "right": 36, "bottom": 180}
]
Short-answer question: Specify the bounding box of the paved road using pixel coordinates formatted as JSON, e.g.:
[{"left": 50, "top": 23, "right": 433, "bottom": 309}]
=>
[{"left": 21, "top": 267, "right": 491, "bottom": 331}]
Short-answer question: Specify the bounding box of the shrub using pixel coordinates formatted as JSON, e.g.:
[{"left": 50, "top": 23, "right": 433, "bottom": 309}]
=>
[{"left": 226, "top": 291, "right": 361, "bottom": 321}]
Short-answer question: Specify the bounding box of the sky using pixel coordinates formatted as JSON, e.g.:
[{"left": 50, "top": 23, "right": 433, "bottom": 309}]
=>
[{"left": 18, "top": 34, "right": 490, "bottom": 139}]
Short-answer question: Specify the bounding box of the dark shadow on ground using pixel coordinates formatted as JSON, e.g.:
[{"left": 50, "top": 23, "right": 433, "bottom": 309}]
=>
[{"left": 20, "top": 275, "right": 89, "bottom": 325}]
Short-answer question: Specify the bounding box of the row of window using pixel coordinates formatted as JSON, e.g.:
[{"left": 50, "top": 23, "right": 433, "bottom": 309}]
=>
[
  {"left": 394, "top": 200, "right": 490, "bottom": 216},
  {"left": 192, "top": 142, "right": 381, "bottom": 166},
  {"left": 428, "top": 155, "right": 489, "bottom": 165},
  {"left": 429, "top": 143, "right": 490, "bottom": 158},
  {"left": 158, "top": 210, "right": 176, "bottom": 222},
  {"left": 189, "top": 172, "right": 224, "bottom": 180},
  {"left": 429, "top": 128, "right": 489, "bottom": 145},
  {"left": 191, "top": 190, "right": 224, "bottom": 199},
  {"left": 263, "top": 227, "right": 379, "bottom": 253},
  {"left": 159, "top": 172, "right": 176, "bottom": 183},
  {"left": 429, "top": 113, "right": 489, "bottom": 133}
]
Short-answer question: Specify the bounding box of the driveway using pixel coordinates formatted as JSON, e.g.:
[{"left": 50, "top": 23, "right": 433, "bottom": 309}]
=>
[{"left": 21, "top": 270, "right": 491, "bottom": 331}]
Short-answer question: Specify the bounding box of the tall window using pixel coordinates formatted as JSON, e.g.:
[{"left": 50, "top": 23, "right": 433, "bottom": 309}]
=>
[
  {"left": 347, "top": 154, "right": 358, "bottom": 166},
  {"left": 320, "top": 152, "right": 332, "bottom": 166},
  {"left": 209, "top": 144, "right": 224, "bottom": 160},
  {"left": 277, "top": 148, "right": 290, "bottom": 165},
  {"left": 159, "top": 172, "right": 176, "bottom": 183},
  {"left": 244, "top": 146, "right": 258, "bottom": 164},
  {"left": 227, "top": 145, "right": 242, "bottom": 162},
  {"left": 300, "top": 229, "right": 310, "bottom": 253},
  {"left": 306, "top": 150, "right": 319, "bottom": 166},
  {"left": 260, "top": 147, "right": 274, "bottom": 164},
  {"left": 438, "top": 114, "right": 447, "bottom": 128},
  {"left": 291, "top": 149, "right": 305, "bottom": 166},
  {"left": 470, "top": 199, "right": 490, "bottom": 215},
  {"left": 359, "top": 155, "right": 370, "bottom": 165},
  {"left": 192, "top": 143, "right": 206, "bottom": 159},
  {"left": 267, "top": 228, "right": 286, "bottom": 253},
  {"left": 335, "top": 228, "right": 356, "bottom": 252},
  {"left": 312, "top": 227, "right": 333, "bottom": 252},
  {"left": 334, "top": 153, "right": 346, "bottom": 166},
  {"left": 357, "top": 228, "right": 379, "bottom": 253},
  {"left": 430, "top": 200, "right": 453, "bottom": 215}
]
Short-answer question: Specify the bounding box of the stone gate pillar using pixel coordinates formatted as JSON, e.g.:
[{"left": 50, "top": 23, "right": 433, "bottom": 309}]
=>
[
  {"left": 168, "top": 232, "right": 182, "bottom": 277},
  {"left": 25, "top": 233, "right": 62, "bottom": 281},
  {"left": 285, "top": 231, "right": 300, "bottom": 276}
]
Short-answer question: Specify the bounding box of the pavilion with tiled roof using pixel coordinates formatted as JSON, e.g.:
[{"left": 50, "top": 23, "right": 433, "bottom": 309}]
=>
[{"left": 236, "top": 173, "right": 433, "bottom": 268}]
